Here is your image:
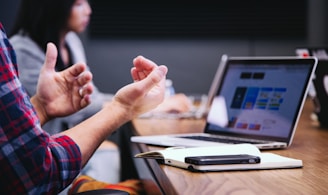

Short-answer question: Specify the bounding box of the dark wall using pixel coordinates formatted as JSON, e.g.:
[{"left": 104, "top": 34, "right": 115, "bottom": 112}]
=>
[
  {"left": 84, "top": 38, "right": 306, "bottom": 95},
  {"left": 82, "top": 0, "right": 328, "bottom": 95},
  {"left": 1, "top": 0, "right": 327, "bottom": 95},
  {"left": 0, "top": 0, "right": 20, "bottom": 33},
  {"left": 88, "top": 1, "right": 307, "bottom": 40}
]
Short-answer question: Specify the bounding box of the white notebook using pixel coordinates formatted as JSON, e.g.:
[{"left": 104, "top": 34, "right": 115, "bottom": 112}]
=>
[{"left": 135, "top": 144, "right": 302, "bottom": 172}]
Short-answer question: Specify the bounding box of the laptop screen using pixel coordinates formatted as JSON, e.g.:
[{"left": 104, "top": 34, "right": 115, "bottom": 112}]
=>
[{"left": 205, "top": 57, "right": 317, "bottom": 143}]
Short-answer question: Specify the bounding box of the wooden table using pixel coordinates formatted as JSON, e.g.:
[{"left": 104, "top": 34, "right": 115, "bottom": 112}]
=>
[{"left": 131, "top": 98, "right": 328, "bottom": 195}]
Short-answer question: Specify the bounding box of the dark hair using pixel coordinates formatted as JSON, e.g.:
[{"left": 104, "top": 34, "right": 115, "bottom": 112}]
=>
[{"left": 10, "top": 0, "right": 76, "bottom": 70}]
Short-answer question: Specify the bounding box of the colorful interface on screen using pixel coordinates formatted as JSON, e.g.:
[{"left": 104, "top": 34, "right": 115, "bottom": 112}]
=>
[{"left": 207, "top": 62, "right": 311, "bottom": 138}]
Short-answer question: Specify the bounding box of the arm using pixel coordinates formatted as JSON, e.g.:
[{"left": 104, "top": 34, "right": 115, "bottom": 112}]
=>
[
  {"left": 1, "top": 26, "right": 84, "bottom": 194},
  {"left": 2, "top": 23, "right": 166, "bottom": 193},
  {"left": 62, "top": 56, "right": 168, "bottom": 165}
]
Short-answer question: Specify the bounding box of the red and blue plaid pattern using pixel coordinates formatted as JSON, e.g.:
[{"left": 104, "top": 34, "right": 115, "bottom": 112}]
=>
[{"left": 0, "top": 23, "right": 82, "bottom": 194}]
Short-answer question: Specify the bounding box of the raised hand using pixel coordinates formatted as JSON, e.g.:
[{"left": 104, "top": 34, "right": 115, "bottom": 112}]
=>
[
  {"left": 112, "top": 56, "right": 168, "bottom": 119},
  {"left": 32, "top": 43, "right": 93, "bottom": 124}
]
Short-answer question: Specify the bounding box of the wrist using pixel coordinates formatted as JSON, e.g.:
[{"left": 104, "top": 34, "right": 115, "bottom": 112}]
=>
[
  {"left": 30, "top": 95, "right": 50, "bottom": 125},
  {"left": 104, "top": 100, "right": 133, "bottom": 123}
]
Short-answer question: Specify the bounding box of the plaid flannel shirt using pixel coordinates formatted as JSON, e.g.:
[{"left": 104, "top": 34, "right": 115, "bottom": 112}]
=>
[{"left": 0, "top": 23, "right": 82, "bottom": 194}]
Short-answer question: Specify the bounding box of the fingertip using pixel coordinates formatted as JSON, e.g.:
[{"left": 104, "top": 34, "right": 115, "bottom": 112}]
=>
[
  {"left": 86, "top": 83, "right": 94, "bottom": 94},
  {"left": 71, "top": 62, "right": 89, "bottom": 77},
  {"left": 46, "top": 42, "right": 57, "bottom": 56},
  {"left": 77, "top": 61, "right": 86, "bottom": 68},
  {"left": 81, "top": 96, "right": 91, "bottom": 108},
  {"left": 158, "top": 65, "right": 168, "bottom": 76},
  {"left": 47, "top": 42, "right": 55, "bottom": 49},
  {"left": 80, "top": 62, "right": 87, "bottom": 69},
  {"left": 77, "top": 63, "right": 87, "bottom": 73},
  {"left": 133, "top": 55, "right": 144, "bottom": 65},
  {"left": 87, "top": 71, "right": 93, "bottom": 81},
  {"left": 134, "top": 55, "right": 144, "bottom": 60}
]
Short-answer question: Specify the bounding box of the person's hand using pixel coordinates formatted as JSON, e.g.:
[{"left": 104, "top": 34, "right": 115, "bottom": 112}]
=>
[
  {"left": 112, "top": 56, "right": 168, "bottom": 119},
  {"left": 62, "top": 56, "right": 166, "bottom": 165},
  {"left": 31, "top": 43, "right": 93, "bottom": 124}
]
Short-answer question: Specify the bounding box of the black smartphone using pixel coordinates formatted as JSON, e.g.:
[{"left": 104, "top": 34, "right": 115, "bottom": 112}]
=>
[{"left": 185, "top": 154, "right": 261, "bottom": 165}]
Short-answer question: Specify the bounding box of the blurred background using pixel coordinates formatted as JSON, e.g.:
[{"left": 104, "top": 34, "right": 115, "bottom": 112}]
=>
[{"left": 1, "top": 0, "right": 327, "bottom": 95}]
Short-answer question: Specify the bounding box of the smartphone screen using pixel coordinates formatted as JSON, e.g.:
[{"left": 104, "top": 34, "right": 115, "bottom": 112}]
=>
[{"left": 185, "top": 154, "right": 261, "bottom": 165}]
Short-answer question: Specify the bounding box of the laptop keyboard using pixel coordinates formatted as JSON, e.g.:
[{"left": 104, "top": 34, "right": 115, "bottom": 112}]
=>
[{"left": 179, "top": 135, "right": 269, "bottom": 144}]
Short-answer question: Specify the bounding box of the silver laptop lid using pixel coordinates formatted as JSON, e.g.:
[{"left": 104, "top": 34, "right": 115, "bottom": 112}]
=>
[{"left": 204, "top": 56, "right": 317, "bottom": 145}]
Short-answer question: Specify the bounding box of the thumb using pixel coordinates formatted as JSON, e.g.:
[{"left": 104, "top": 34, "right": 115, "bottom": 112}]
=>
[
  {"left": 139, "top": 65, "right": 168, "bottom": 90},
  {"left": 43, "top": 43, "right": 58, "bottom": 71}
]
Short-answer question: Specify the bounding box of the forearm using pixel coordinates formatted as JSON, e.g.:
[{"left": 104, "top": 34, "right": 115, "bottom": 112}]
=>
[
  {"left": 61, "top": 100, "right": 131, "bottom": 166},
  {"left": 61, "top": 57, "right": 167, "bottom": 166}
]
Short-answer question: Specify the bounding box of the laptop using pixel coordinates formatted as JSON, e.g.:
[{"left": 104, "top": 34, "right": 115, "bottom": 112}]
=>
[{"left": 131, "top": 55, "right": 318, "bottom": 149}]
